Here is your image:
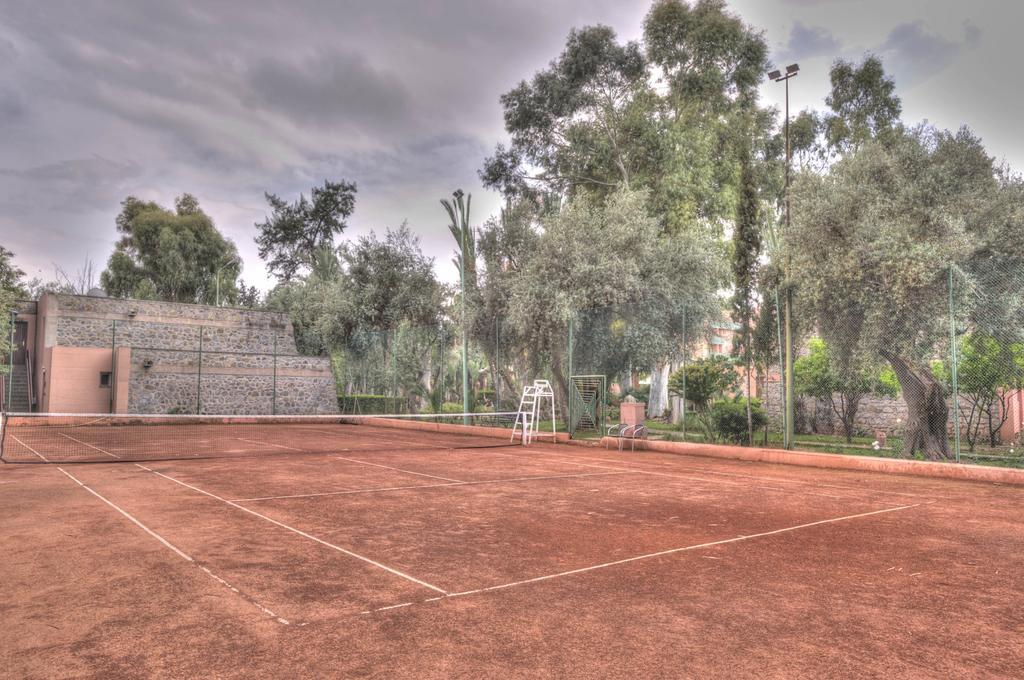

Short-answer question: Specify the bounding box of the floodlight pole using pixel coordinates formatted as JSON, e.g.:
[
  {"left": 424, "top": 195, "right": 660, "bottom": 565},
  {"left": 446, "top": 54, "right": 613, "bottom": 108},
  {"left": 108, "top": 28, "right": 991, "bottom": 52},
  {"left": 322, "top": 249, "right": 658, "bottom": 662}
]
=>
[
  {"left": 460, "top": 203, "right": 471, "bottom": 425},
  {"left": 769, "top": 64, "right": 799, "bottom": 451},
  {"left": 6, "top": 310, "right": 14, "bottom": 412}
]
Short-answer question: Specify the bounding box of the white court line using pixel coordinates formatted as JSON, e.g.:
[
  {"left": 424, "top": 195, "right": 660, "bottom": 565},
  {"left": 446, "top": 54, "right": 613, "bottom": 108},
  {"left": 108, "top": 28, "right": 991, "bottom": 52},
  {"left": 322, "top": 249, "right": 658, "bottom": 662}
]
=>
[
  {"left": 333, "top": 456, "right": 463, "bottom": 483},
  {"left": 56, "top": 467, "right": 289, "bottom": 625},
  {"left": 9, "top": 435, "right": 49, "bottom": 462},
  {"left": 363, "top": 502, "right": 923, "bottom": 614},
  {"left": 136, "top": 464, "right": 447, "bottom": 595},
  {"left": 58, "top": 433, "right": 121, "bottom": 459},
  {"left": 240, "top": 434, "right": 464, "bottom": 482},
  {"left": 231, "top": 471, "right": 632, "bottom": 502},
  {"left": 304, "top": 427, "right": 471, "bottom": 453},
  {"left": 237, "top": 437, "right": 302, "bottom": 452}
]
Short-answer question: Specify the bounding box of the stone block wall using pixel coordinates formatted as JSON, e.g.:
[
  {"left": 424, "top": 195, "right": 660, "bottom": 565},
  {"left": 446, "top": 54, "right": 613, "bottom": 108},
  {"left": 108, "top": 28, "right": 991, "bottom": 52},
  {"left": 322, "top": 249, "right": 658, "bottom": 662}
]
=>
[
  {"left": 763, "top": 379, "right": 986, "bottom": 439},
  {"left": 48, "top": 294, "right": 336, "bottom": 415}
]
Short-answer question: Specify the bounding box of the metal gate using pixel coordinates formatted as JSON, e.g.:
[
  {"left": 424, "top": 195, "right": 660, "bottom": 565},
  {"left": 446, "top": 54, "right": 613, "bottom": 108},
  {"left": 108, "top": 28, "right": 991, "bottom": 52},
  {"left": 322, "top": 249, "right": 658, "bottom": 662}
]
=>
[{"left": 569, "top": 375, "right": 606, "bottom": 438}]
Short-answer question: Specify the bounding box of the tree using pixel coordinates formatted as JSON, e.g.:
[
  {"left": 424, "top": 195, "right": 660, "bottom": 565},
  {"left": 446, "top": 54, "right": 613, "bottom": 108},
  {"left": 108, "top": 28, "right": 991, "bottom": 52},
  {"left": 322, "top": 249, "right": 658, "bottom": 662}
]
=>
[
  {"left": 731, "top": 144, "right": 761, "bottom": 444},
  {"left": 508, "top": 188, "right": 724, "bottom": 418},
  {"left": 823, "top": 56, "right": 902, "bottom": 153},
  {"left": 942, "top": 334, "right": 1024, "bottom": 451},
  {"left": 668, "top": 356, "right": 739, "bottom": 438},
  {"left": 480, "top": 25, "right": 650, "bottom": 199},
  {"left": 789, "top": 126, "right": 1024, "bottom": 459},
  {"left": 256, "top": 180, "right": 357, "bottom": 281},
  {"left": 0, "top": 246, "right": 26, "bottom": 295},
  {"left": 0, "top": 246, "right": 26, "bottom": 379},
  {"left": 793, "top": 338, "right": 898, "bottom": 443},
  {"left": 100, "top": 194, "right": 241, "bottom": 304}
]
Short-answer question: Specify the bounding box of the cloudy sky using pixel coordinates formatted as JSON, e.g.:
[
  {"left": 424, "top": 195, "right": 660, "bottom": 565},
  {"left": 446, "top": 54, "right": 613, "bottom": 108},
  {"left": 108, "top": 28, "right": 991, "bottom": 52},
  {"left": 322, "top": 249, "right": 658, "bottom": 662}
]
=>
[{"left": 1, "top": 0, "right": 1020, "bottom": 290}]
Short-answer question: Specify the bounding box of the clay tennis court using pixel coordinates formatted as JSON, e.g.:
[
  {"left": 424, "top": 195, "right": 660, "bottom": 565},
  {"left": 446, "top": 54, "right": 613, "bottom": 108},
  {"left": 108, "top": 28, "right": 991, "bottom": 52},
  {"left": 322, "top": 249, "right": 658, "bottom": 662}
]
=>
[{"left": 2, "top": 419, "right": 1022, "bottom": 678}]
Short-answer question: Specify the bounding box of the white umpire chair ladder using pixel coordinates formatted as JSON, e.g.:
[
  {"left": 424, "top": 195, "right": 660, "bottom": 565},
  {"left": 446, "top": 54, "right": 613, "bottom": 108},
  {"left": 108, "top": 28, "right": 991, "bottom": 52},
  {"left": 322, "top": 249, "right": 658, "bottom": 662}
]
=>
[{"left": 511, "top": 380, "right": 557, "bottom": 445}]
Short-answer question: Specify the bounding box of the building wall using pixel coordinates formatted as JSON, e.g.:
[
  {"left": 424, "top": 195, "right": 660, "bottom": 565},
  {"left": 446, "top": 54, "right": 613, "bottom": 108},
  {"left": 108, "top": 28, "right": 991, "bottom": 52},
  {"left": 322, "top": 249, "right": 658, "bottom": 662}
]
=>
[
  {"left": 37, "top": 293, "right": 337, "bottom": 415},
  {"left": 47, "top": 347, "right": 114, "bottom": 413}
]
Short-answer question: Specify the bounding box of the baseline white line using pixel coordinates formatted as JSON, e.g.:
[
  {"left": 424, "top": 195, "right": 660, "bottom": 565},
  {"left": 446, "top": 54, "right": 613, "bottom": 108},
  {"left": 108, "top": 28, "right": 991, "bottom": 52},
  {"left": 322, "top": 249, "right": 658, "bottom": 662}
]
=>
[
  {"left": 230, "top": 471, "right": 632, "bottom": 502},
  {"left": 447, "top": 503, "right": 922, "bottom": 598},
  {"left": 58, "top": 433, "right": 121, "bottom": 459},
  {"left": 137, "top": 464, "right": 447, "bottom": 594},
  {"left": 56, "top": 467, "right": 289, "bottom": 625},
  {"left": 333, "top": 455, "right": 463, "bottom": 483},
  {"left": 9, "top": 435, "right": 49, "bottom": 462},
  {"left": 362, "top": 502, "right": 923, "bottom": 614}
]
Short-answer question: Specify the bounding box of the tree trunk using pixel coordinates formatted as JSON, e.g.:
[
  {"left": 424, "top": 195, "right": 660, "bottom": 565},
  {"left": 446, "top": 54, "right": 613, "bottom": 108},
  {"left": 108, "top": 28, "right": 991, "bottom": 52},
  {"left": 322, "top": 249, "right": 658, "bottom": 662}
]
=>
[
  {"left": 881, "top": 351, "right": 951, "bottom": 460},
  {"left": 648, "top": 362, "right": 670, "bottom": 419}
]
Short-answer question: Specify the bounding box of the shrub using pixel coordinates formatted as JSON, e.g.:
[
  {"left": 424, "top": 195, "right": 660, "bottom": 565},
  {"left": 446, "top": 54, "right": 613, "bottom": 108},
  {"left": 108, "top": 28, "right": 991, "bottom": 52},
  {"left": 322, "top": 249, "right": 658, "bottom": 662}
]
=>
[{"left": 710, "top": 396, "right": 768, "bottom": 445}]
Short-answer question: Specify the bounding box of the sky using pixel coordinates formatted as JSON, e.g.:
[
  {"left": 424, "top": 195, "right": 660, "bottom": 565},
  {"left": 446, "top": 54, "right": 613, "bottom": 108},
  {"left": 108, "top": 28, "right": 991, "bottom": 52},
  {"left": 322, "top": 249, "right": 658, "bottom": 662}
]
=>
[{"left": 1, "top": 0, "right": 1021, "bottom": 291}]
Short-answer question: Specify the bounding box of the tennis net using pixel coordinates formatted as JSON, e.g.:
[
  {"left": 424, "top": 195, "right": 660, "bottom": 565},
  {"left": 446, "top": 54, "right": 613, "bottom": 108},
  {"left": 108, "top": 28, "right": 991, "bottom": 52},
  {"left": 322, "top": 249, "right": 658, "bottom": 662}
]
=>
[{"left": 0, "top": 411, "right": 521, "bottom": 463}]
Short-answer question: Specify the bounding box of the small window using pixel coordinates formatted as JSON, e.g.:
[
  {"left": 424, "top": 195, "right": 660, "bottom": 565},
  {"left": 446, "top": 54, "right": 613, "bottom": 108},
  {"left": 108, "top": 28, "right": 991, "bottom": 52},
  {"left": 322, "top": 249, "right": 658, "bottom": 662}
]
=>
[{"left": 99, "top": 372, "right": 112, "bottom": 388}]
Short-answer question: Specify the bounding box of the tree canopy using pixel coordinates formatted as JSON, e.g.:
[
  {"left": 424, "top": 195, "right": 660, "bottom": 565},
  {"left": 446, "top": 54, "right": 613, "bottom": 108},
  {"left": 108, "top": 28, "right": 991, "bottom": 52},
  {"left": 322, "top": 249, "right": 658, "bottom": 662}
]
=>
[
  {"left": 100, "top": 194, "right": 242, "bottom": 305},
  {"left": 256, "top": 180, "right": 357, "bottom": 281},
  {"left": 789, "top": 126, "right": 1024, "bottom": 458}
]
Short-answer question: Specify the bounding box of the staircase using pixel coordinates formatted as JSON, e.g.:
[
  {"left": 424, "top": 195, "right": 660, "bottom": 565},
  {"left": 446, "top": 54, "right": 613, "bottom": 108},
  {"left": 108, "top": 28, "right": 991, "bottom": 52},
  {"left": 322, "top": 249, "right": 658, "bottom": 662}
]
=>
[{"left": 6, "top": 364, "right": 31, "bottom": 412}]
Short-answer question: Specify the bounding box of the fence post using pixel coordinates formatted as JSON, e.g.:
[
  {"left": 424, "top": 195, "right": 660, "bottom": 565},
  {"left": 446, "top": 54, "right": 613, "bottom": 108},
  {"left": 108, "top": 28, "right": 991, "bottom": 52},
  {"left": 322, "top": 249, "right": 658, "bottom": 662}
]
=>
[
  {"left": 196, "top": 326, "right": 203, "bottom": 414},
  {"left": 6, "top": 310, "right": 14, "bottom": 412},
  {"left": 272, "top": 333, "right": 278, "bottom": 415},
  {"left": 949, "top": 266, "right": 961, "bottom": 463},
  {"left": 774, "top": 288, "right": 786, "bottom": 448},
  {"left": 110, "top": 320, "right": 116, "bottom": 414},
  {"left": 567, "top": 313, "right": 574, "bottom": 434},
  {"left": 495, "top": 315, "right": 501, "bottom": 411},
  {"left": 681, "top": 307, "right": 687, "bottom": 442}
]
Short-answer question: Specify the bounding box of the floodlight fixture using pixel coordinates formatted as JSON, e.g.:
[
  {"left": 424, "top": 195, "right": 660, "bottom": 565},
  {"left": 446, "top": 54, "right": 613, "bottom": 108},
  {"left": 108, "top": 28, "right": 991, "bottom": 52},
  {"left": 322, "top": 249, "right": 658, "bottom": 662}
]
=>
[
  {"left": 786, "top": 63, "right": 799, "bottom": 75},
  {"left": 767, "top": 69, "right": 781, "bottom": 81}
]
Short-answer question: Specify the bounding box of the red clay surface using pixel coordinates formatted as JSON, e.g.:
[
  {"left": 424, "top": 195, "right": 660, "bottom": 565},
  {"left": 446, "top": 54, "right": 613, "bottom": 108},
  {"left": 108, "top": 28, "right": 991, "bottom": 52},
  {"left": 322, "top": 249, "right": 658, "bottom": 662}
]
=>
[{"left": 2, "top": 432, "right": 1023, "bottom": 678}]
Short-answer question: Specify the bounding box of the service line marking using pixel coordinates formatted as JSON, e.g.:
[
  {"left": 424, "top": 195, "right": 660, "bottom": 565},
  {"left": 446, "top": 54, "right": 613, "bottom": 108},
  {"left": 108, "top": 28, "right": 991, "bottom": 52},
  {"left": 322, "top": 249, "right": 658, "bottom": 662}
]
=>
[
  {"left": 56, "top": 467, "right": 290, "bottom": 625},
  {"left": 333, "top": 456, "right": 463, "bottom": 483},
  {"left": 9, "top": 435, "right": 49, "bottom": 462},
  {"left": 363, "top": 502, "right": 923, "bottom": 614},
  {"left": 137, "top": 464, "right": 447, "bottom": 594},
  {"left": 58, "top": 433, "right": 121, "bottom": 459},
  {"left": 230, "top": 470, "right": 632, "bottom": 502}
]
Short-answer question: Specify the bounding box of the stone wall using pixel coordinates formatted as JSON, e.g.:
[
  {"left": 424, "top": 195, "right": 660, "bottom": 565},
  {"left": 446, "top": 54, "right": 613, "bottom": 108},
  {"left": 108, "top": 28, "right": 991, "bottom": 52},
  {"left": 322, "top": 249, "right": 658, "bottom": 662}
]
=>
[
  {"left": 48, "top": 293, "right": 336, "bottom": 415},
  {"left": 763, "top": 379, "right": 986, "bottom": 439}
]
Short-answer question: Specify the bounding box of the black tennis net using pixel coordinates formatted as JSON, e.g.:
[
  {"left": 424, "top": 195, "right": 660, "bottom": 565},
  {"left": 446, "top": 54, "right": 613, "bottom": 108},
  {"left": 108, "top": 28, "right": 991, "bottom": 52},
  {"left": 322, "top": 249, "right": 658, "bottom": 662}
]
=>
[{"left": 0, "top": 411, "right": 522, "bottom": 463}]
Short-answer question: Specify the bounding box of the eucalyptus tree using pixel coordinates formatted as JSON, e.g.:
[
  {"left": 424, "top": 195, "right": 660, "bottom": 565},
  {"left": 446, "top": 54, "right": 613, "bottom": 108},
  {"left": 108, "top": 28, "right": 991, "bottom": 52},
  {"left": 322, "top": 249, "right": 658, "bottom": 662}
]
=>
[{"left": 101, "top": 194, "right": 241, "bottom": 304}]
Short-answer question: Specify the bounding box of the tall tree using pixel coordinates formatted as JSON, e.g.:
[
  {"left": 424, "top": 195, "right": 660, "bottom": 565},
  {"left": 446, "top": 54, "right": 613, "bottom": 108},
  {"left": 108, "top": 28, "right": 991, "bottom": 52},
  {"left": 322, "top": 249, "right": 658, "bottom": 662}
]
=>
[
  {"left": 789, "top": 126, "right": 1024, "bottom": 459},
  {"left": 823, "top": 56, "right": 902, "bottom": 153},
  {"left": 256, "top": 180, "right": 357, "bottom": 281},
  {"left": 731, "top": 145, "right": 761, "bottom": 444},
  {"left": 480, "top": 25, "right": 651, "bottom": 199},
  {"left": 100, "top": 194, "right": 241, "bottom": 304}
]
